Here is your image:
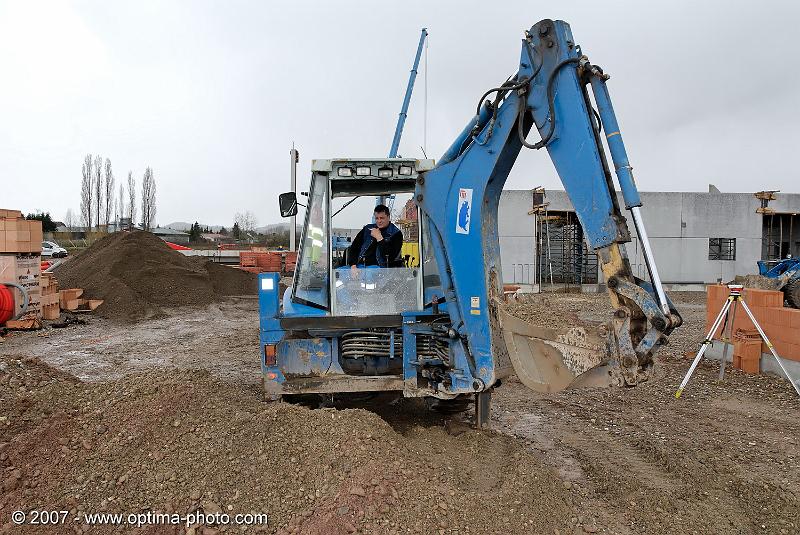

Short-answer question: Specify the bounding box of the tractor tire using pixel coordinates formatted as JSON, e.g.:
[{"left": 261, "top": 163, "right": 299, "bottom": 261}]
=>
[{"left": 785, "top": 279, "right": 800, "bottom": 309}]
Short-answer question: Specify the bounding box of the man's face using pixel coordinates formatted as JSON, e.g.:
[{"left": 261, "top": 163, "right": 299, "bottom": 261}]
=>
[{"left": 374, "top": 211, "right": 390, "bottom": 229}]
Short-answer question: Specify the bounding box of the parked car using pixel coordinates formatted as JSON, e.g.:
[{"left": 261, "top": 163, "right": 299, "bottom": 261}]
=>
[{"left": 41, "top": 240, "right": 68, "bottom": 258}]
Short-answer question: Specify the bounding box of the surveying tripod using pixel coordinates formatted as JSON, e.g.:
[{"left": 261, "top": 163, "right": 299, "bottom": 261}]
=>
[{"left": 676, "top": 284, "right": 800, "bottom": 399}]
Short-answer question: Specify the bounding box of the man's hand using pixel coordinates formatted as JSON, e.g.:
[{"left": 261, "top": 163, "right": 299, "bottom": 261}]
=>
[
  {"left": 350, "top": 265, "right": 359, "bottom": 276},
  {"left": 369, "top": 227, "right": 383, "bottom": 241}
]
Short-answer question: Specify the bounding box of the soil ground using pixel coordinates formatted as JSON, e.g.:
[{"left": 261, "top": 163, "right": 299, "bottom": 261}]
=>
[{"left": 1, "top": 291, "right": 798, "bottom": 534}]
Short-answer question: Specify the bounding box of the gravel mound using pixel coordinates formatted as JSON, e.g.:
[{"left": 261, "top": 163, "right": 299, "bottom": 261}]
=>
[
  {"left": 732, "top": 274, "right": 784, "bottom": 291},
  {"left": 0, "top": 356, "right": 578, "bottom": 534},
  {"left": 54, "top": 232, "right": 257, "bottom": 322}
]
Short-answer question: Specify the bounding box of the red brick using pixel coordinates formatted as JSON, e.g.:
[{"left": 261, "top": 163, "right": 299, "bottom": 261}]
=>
[
  {"left": 765, "top": 308, "right": 790, "bottom": 327},
  {"left": 781, "top": 343, "right": 800, "bottom": 362},
  {"left": 759, "top": 323, "right": 781, "bottom": 345},
  {"left": 742, "top": 340, "right": 761, "bottom": 360},
  {"left": 742, "top": 288, "right": 762, "bottom": 307},
  {"left": 740, "top": 354, "right": 760, "bottom": 374},
  {"left": 772, "top": 339, "right": 793, "bottom": 358},
  {"left": 787, "top": 308, "right": 800, "bottom": 330},
  {"left": 749, "top": 305, "right": 768, "bottom": 325},
  {"left": 706, "top": 285, "right": 728, "bottom": 310},
  {"left": 787, "top": 325, "right": 800, "bottom": 346},
  {"left": 706, "top": 284, "right": 721, "bottom": 301},
  {"left": 764, "top": 292, "right": 784, "bottom": 308},
  {"left": 732, "top": 308, "right": 757, "bottom": 332},
  {"left": 768, "top": 322, "right": 799, "bottom": 344},
  {"left": 748, "top": 288, "right": 783, "bottom": 308}
]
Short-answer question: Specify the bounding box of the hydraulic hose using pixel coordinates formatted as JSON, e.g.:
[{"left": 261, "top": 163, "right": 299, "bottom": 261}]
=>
[{"left": 518, "top": 57, "right": 580, "bottom": 150}]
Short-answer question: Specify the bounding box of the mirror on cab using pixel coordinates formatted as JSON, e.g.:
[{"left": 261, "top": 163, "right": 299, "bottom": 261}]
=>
[{"left": 278, "top": 192, "right": 298, "bottom": 217}]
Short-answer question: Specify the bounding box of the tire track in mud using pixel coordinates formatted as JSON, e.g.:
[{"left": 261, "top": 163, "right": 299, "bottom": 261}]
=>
[{"left": 492, "top": 390, "right": 681, "bottom": 492}]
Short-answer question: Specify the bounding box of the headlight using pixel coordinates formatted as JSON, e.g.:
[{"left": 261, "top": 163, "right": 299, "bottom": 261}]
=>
[
  {"left": 337, "top": 167, "right": 354, "bottom": 177},
  {"left": 356, "top": 166, "right": 371, "bottom": 176},
  {"left": 377, "top": 166, "right": 393, "bottom": 178},
  {"left": 398, "top": 165, "right": 412, "bottom": 176}
]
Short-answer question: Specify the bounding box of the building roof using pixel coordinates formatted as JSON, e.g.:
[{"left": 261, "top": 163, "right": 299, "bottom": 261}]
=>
[{"left": 151, "top": 227, "right": 188, "bottom": 236}]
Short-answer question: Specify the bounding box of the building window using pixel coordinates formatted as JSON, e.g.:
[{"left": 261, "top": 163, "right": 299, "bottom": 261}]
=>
[{"left": 709, "top": 238, "right": 736, "bottom": 260}]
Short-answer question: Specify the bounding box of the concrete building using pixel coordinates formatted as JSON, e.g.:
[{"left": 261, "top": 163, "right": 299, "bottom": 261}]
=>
[{"left": 499, "top": 188, "right": 800, "bottom": 289}]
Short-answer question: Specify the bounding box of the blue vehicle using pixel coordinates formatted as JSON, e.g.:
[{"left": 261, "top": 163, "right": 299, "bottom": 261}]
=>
[
  {"left": 757, "top": 257, "right": 800, "bottom": 308},
  {"left": 262, "top": 19, "right": 681, "bottom": 425}
]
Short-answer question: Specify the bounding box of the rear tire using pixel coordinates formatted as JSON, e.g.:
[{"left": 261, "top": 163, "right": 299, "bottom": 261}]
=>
[{"left": 785, "top": 280, "right": 800, "bottom": 309}]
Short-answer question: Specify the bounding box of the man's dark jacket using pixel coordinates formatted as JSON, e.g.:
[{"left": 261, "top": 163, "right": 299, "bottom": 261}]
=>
[{"left": 348, "top": 223, "right": 403, "bottom": 267}]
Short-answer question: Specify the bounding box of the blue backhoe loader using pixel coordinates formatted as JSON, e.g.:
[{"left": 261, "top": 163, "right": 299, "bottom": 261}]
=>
[
  {"left": 260, "top": 19, "right": 682, "bottom": 426},
  {"left": 757, "top": 257, "right": 800, "bottom": 308}
]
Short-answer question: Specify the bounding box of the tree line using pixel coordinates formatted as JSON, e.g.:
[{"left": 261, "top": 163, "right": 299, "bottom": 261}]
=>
[{"left": 75, "top": 154, "right": 157, "bottom": 231}]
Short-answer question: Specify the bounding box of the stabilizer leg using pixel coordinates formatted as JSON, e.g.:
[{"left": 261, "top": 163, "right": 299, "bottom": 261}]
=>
[{"left": 475, "top": 390, "right": 492, "bottom": 429}]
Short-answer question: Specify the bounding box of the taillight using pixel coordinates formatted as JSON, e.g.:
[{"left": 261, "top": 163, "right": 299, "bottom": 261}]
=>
[{"left": 264, "top": 344, "right": 277, "bottom": 367}]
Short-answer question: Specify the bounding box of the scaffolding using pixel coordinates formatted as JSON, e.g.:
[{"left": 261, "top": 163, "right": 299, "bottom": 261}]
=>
[
  {"left": 757, "top": 191, "right": 799, "bottom": 262},
  {"left": 530, "top": 187, "right": 598, "bottom": 291}
]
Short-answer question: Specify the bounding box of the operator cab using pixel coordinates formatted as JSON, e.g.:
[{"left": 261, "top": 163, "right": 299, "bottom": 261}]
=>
[{"left": 279, "top": 158, "right": 437, "bottom": 318}]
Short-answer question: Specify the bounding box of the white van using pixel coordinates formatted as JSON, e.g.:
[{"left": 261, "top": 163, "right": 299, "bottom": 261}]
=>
[{"left": 41, "top": 240, "right": 68, "bottom": 258}]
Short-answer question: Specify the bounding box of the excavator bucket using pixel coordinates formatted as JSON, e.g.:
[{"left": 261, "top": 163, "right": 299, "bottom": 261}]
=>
[{"left": 498, "top": 308, "right": 620, "bottom": 392}]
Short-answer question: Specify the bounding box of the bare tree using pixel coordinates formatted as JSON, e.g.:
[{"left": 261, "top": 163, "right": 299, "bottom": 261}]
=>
[
  {"left": 64, "top": 208, "right": 76, "bottom": 231},
  {"left": 127, "top": 171, "right": 136, "bottom": 229},
  {"left": 80, "top": 154, "right": 93, "bottom": 228},
  {"left": 141, "top": 167, "right": 157, "bottom": 231},
  {"left": 93, "top": 155, "right": 103, "bottom": 230},
  {"left": 116, "top": 182, "right": 125, "bottom": 230},
  {"left": 234, "top": 211, "right": 258, "bottom": 240},
  {"left": 103, "top": 158, "right": 114, "bottom": 229}
]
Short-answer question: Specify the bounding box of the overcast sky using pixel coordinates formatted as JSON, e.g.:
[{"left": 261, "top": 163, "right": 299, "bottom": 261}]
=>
[{"left": 2, "top": 0, "right": 798, "bottom": 229}]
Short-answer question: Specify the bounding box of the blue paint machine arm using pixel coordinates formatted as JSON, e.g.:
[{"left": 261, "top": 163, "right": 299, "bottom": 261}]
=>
[{"left": 417, "top": 19, "right": 682, "bottom": 391}]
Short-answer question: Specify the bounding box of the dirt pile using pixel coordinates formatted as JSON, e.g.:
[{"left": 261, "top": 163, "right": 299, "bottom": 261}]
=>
[
  {"left": 54, "top": 232, "right": 257, "bottom": 322},
  {"left": 0, "top": 356, "right": 580, "bottom": 535},
  {"left": 732, "top": 273, "right": 784, "bottom": 291}
]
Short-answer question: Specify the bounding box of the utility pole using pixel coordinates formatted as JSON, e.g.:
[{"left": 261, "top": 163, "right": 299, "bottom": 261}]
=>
[{"left": 289, "top": 144, "right": 299, "bottom": 251}]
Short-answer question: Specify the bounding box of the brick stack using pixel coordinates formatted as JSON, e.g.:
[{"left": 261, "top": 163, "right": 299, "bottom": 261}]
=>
[
  {"left": 283, "top": 252, "right": 298, "bottom": 274},
  {"left": 0, "top": 209, "right": 43, "bottom": 325},
  {"left": 239, "top": 251, "right": 284, "bottom": 274},
  {"left": 39, "top": 272, "right": 60, "bottom": 320},
  {"left": 705, "top": 284, "right": 800, "bottom": 372},
  {"left": 732, "top": 328, "right": 762, "bottom": 374}
]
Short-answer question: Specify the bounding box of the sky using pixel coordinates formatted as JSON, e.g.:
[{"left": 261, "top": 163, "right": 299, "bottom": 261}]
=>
[{"left": 2, "top": 0, "right": 799, "bottom": 229}]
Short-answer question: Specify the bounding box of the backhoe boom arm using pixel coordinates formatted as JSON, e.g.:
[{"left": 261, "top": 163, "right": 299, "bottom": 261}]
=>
[{"left": 415, "top": 19, "right": 681, "bottom": 391}]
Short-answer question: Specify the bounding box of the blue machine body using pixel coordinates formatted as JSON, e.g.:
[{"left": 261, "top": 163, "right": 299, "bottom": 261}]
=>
[
  {"left": 758, "top": 258, "right": 800, "bottom": 280},
  {"left": 259, "top": 20, "right": 681, "bottom": 401}
]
